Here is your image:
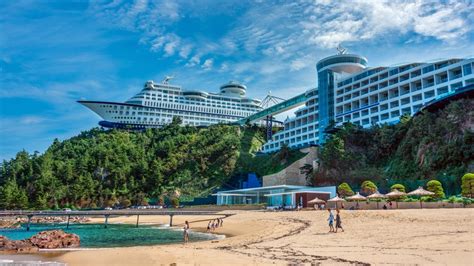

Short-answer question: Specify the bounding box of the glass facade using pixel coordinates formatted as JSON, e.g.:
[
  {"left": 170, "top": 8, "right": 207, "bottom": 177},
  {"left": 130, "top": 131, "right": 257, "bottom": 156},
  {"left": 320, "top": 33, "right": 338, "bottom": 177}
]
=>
[{"left": 317, "top": 69, "right": 334, "bottom": 142}]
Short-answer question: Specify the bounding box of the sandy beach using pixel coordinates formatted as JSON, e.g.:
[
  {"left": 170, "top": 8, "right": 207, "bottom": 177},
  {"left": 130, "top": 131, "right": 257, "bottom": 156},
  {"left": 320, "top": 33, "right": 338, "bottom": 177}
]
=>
[{"left": 3, "top": 208, "right": 473, "bottom": 265}]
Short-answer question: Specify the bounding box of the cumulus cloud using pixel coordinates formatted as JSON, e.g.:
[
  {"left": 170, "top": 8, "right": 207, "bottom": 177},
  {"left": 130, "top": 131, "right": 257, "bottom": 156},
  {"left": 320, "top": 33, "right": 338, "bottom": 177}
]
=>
[{"left": 202, "top": 59, "right": 213, "bottom": 70}]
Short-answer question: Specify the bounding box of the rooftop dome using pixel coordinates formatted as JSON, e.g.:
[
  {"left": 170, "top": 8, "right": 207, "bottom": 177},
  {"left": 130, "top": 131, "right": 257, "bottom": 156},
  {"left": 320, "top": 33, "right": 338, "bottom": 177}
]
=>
[{"left": 220, "top": 81, "right": 247, "bottom": 96}]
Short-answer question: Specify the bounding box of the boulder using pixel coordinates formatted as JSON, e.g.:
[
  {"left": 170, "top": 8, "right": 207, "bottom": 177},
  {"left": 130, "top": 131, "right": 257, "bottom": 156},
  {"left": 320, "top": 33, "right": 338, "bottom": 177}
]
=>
[
  {"left": 0, "top": 236, "right": 39, "bottom": 253},
  {"left": 29, "top": 230, "right": 80, "bottom": 249},
  {"left": 0, "top": 230, "right": 80, "bottom": 253}
]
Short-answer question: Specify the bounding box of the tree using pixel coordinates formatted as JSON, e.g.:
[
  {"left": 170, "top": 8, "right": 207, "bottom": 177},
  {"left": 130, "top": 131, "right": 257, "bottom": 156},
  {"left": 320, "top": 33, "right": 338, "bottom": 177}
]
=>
[
  {"left": 337, "top": 183, "right": 354, "bottom": 197},
  {"left": 390, "top": 184, "right": 406, "bottom": 192},
  {"left": 461, "top": 173, "right": 474, "bottom": 198},
  {"left": 360, "top": 180, "right": 377, "bottom": 196},
  {"left": 427, "top": 180, "right": 445, "bottom": 199}
]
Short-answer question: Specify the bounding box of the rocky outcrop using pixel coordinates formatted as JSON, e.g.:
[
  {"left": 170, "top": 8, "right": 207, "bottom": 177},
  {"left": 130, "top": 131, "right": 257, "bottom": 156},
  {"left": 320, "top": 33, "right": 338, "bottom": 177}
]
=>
[
  {"left": 29, "top": 230, "right": 80, "bottom": 249},
  {"left": 0, "top": 216, "right": 90, "bottom": 229},
  {"left": 0, "top": 219, "right": 20, "bottom": 229},
  {"left": 0, "top": 230, "right": 80, "bottom": 253},
  {"left": 0, "top": 236, "right": 39, "bottom": 253}
]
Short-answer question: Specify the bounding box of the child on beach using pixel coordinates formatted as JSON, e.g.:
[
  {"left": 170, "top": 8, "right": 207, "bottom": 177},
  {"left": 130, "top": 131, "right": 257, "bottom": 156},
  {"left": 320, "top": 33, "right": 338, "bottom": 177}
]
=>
[
  {"left": 335, "top": 209, "right": 344, "bottom": 233},
  {"left": 183, "top": 221, "right": 190, "bottom": 243},
  {"left": 327, "top": 208, "right": 335, "bottom": 233}
]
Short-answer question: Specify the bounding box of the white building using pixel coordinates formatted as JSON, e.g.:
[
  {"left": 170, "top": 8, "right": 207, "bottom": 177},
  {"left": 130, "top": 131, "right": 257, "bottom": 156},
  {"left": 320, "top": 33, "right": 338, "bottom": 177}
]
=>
[
  {"left": 79, "top": 79, "right": 262, "bottom": 129},
  {"left": 263, "top": 53, "right": 474, "bottom": 152}
]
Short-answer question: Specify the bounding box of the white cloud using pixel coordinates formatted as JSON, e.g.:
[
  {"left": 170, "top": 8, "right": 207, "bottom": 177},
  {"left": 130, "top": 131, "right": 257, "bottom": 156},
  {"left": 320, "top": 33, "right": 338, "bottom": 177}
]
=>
[{"left": 202, "top": 59, "right": 213, "bottom": 70}]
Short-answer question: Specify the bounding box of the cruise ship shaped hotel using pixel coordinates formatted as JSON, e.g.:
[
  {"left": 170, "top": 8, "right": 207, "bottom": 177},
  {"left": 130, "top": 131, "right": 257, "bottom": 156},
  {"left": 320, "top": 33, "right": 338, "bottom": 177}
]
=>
[
  {"left": 79, "top": 79, "right": 262, "bottom": 128},
  {"left": 262, "top": 52, "right": 474, "bottom": 153}
]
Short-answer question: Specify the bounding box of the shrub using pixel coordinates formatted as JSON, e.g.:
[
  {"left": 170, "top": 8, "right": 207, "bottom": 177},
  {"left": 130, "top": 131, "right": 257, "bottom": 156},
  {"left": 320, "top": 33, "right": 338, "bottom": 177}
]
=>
[
  {"left": 360, "top": 180, "right": 377, "bottom": 196},
  {"left": 338, "top": 183, "right": 355, "bottom": 197},
  {"left": 427, "top": 180, "right": 445, "bottom": 199},
  {"left": 390, "top": 184, "right": 406, "bottom": 193},
  {"left": 170, "top": 197, "right": 180, "bottom": 208},
  {"left": 420, "top": 196, "right": 434, "bottom": 202},
  {"left": 120, "top": 198, "right": 132, "bottom": 208},
  {"left": 461, "top": 173, "right": 474, "bottom": 198}
]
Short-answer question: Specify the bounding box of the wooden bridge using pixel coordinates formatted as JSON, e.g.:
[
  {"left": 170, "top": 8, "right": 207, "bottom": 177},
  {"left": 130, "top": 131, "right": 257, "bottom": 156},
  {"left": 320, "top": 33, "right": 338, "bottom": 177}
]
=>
[{"left": 0, "top": 210, "right": 233, "bottom": 231}]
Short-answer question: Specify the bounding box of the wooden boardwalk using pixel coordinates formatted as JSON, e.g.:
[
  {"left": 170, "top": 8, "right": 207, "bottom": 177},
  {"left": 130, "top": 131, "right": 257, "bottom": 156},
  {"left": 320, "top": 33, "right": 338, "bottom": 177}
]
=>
[{"left": 0, "top": 210, "right": 233, "bottom": 230}]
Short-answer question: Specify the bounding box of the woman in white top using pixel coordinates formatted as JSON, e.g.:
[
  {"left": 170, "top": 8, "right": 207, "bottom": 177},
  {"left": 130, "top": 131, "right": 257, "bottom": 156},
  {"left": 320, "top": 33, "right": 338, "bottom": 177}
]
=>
[{"left": 183, "top": 221, "right": 190, "bottom": 243}]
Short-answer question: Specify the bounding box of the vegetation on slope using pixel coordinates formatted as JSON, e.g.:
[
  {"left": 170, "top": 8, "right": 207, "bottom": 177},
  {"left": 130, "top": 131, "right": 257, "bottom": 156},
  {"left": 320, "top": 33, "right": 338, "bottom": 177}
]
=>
[
  {"left": 314, "top": 99, "right": 474, "bottom": 196},
  {"left": 0, "top": 119, "right": 303, "bottom": 209}
]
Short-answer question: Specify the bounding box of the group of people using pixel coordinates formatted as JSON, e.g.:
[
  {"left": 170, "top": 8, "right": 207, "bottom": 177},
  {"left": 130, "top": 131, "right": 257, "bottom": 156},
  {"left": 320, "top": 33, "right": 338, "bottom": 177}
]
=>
[
  {"left": 207, "top": 218, "right": 223, "bottom": 232},
  {"left": 182, "top": 218, "right": 225, "bottom": 243},
  {"left": 327, "top": 208, "right": 344, "bottom": 233}
]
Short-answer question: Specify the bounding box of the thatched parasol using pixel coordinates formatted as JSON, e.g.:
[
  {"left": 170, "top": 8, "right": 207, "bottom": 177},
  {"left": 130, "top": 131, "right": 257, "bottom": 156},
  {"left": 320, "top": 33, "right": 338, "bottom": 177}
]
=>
[
  {"left": 407, "top": 186, "right": 435, "bottom": 208},
  {"left": 346, "top": 192, "right": 366, "bottom": 209},
  {"left": 367, "top": 191, "right": 386, "bottom": 209},
  {"left": 308, "top": 197, "right": 326, "bottom": 204},
  {"left": 385, "top": 189, "right": 406, "bottom": 209},
  {"left": 328, "top": 195, "right": 346, "bottom": 209}
]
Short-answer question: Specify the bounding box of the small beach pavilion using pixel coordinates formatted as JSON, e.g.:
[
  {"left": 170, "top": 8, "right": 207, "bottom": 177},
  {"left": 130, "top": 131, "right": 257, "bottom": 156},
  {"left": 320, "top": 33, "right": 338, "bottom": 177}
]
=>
[{"left": 214, "top": 185, "right": 336, "bottom": 207}]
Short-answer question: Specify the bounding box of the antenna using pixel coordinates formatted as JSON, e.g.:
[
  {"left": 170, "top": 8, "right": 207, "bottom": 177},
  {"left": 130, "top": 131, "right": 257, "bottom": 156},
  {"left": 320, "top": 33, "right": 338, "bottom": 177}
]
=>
[
  {"left": 336, "top": 44, "right": 347, "bottom": 55},
  {"left": 162, "top": 75, "right": 175, "bottom": 84}
]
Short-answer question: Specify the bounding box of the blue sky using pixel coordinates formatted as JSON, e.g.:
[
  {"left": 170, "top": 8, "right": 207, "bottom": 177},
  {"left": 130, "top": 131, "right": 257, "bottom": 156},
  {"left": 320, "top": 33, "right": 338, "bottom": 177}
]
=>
[{"left": 1, "top": 0, "right": 473, "bottom": 160}]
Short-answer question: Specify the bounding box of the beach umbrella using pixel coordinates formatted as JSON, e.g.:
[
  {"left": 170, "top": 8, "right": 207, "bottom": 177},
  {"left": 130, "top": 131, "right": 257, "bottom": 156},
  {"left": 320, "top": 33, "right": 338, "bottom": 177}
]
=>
[
  {"left": 407, "top": 186, "right": 435, "bottom": 208},
  {"left": 367, "top": 191, "right": 386, "bottom": 209},
  {"left": 328, "top": 195, "right": 346, "bottom": 209},
  {"left": 307, "top": 197, "right": 326, "bottom": 204},
  {"left": 385, "top": 189, "right": 406, "bottom": 209},
  {"left": 346, "top": 192, "right": 366, "bottom": 209},
  {"left": 307, "top": 197, "right": 325, "bottom": 209}
]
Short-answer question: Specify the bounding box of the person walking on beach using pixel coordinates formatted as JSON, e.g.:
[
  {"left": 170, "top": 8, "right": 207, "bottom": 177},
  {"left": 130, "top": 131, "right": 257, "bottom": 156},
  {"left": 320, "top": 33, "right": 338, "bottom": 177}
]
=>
[
  {"left": 207, "top": 220, "right": 212, "bottom": 232},
  {"left": 219, "top": 218, "right": 223, "bottom": 227},
  {"left": 335, "top": 209, "right": 344, "bottom": 233},
  {"left": 183, "top": 221, "right": 190, "bottom": 244},
  {"left": 327, "top": 208, "right": 335, "bottom": 233}
]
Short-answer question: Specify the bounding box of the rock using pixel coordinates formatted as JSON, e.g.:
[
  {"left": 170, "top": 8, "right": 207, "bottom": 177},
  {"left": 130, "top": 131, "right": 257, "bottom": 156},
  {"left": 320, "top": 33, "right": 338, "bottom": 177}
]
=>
[
  {"left": 0, "top": 236, "right": 39, "bottom": 253},
  {"left": 0, "top": 230, "right": 80, "bottom": 253},
  {"left": 29, "top": 230, "right": 80, "bottom": 249}
]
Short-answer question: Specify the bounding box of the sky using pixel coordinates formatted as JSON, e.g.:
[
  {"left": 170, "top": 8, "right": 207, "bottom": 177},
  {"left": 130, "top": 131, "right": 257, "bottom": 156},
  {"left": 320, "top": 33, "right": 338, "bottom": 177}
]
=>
[{"left": 1, "top": 0, "right": 473, "bottom": 161}]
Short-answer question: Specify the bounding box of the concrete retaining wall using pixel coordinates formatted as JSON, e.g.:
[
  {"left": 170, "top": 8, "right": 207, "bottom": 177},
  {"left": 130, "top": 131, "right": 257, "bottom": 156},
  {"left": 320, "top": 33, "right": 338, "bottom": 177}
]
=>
[{"left": 263, "top": 146, "right": 318, "bottom": 187}]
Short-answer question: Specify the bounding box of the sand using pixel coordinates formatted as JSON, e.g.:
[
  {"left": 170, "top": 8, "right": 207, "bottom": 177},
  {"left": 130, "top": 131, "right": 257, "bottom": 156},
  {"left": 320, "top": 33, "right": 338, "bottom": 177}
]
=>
[{"left": 3, "top": 208, "right": 474, "bottom": 265}]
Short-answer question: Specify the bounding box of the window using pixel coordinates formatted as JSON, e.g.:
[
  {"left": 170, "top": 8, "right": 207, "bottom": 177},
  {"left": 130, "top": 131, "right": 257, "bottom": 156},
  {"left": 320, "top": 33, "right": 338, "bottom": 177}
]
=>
[{"left": 463, "top": 64, "right": 472, "bottom": 75}]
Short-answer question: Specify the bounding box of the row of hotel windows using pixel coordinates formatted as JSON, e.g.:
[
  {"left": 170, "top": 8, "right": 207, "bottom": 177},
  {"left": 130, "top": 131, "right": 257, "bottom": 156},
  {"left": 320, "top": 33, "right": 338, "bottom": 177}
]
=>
[
  {"left": 142, "top": 89, "right": 258, "bottom": 103},
  {"left": 142, "top": 101, "right": 254, "bottom": 116},
  {"left": 336, "top": 64, "right": 471, "bottom": 98},
  {"left": 103, "top": 103, "right": 253, "bottom": 118},
  {"left": 113, "top": 114, "right": 231, "bottom": 125},
  {"left": 335, "top": 82, "right": 469, "bottom": 115},
  {"left": 336, "top": 105, "right": 421, "bottom": 126},
  {"left": 335, "top": 80, "right": 466, "bottom": 103},
  {"left": 337, "top": 60, "right": 470, "bottom": 89},
  {"left": 142, "top": 100, "right": 258, "bottom": 112},
  {"left": 274, "top": 122, "right": 319, "bottom": 141}
]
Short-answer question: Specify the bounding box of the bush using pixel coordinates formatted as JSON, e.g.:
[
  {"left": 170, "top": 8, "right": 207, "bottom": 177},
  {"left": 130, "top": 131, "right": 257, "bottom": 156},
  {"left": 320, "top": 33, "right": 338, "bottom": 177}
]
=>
[
  {"left": 420, "top": 196, "right": 435, "bottom": 202},
  {"left": 360, "top": 180, "right": 377, "bottom": 196},
  {"left": 403, "top": 197, "right": 418, "bottom": 202},
  {"left": 120, "top": 198, "right": 132, "bottom": 208},
  {"left": 461, "top": 173, "right": 474, "bottom": 198},
  {"left": 170, "top": 197, "right": 179, "bottom": 208},
  {"left": 338, "top": 183, "right": 355, "bottom": 197},
  {"left": 427, "top": 180, "right": 445, "bottom": 199},
  {"left": 390, "top": 184, "right": 406, "bottom": 192}
]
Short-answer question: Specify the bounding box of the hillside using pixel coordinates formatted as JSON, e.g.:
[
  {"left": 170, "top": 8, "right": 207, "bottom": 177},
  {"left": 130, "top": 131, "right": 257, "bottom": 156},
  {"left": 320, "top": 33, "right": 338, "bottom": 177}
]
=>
[
  {"left": 314, "top": 98, "right": 474, "bottom": 195},
  {"left": 0, "top": 120, "right": 302, "bottom": 209}
]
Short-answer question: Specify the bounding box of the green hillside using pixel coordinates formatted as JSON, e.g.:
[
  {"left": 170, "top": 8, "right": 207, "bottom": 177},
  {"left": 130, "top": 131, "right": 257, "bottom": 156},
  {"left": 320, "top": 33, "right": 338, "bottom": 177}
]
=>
[
  {"left": 314, "top": 98, "right": 474, "bottom": 195},
  {"left": 0, "top": 119, "right": 302, "bottom": 209}
]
